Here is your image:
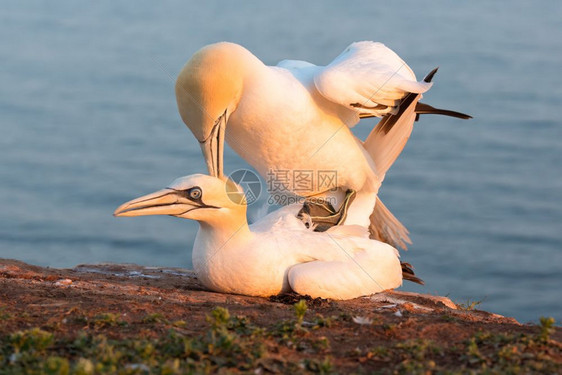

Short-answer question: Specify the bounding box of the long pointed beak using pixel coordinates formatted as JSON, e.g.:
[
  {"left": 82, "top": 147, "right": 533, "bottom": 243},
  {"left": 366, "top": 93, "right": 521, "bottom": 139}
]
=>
[
  {"left": 113, "top": 189, "right": 196, "bottom": 217},
  {"left": 200, "top": 110, "right": 226, "bottom": 179}
]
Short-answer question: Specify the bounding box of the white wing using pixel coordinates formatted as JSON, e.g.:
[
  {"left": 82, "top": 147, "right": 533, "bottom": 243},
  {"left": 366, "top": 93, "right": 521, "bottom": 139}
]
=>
[
  {"left": 288, "top": 235, "right": 402, "bottom": 299},
  {"left": 314, "top": 41, "right": 432, "bottom": 117}
]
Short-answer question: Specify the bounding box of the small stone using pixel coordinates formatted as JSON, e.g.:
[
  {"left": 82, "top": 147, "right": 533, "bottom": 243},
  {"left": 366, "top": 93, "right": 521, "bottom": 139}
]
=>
[
  {"left": 352, "top": 316, "right": 373, "bottom": 325},
  {"left": 55, "top": 279, "right": 73, "bottom": 286}
]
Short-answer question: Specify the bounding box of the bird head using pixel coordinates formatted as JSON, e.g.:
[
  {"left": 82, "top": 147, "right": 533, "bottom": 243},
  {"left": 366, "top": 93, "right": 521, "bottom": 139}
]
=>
[
  {"left": 175, "top": 42, "right": 250, "bottom": 179},
  {"left": 114, "top": 174, "right": 247, "bottom": 225}
]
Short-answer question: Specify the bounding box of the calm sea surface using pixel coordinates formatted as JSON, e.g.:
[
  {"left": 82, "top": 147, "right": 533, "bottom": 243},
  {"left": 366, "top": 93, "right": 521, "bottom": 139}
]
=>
[{"left": 1, "top": 1, "right": 561, "bottom": 323}]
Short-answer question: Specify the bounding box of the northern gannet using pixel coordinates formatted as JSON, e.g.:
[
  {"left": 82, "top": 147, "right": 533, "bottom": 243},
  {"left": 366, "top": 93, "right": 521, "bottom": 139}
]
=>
[
  {"left": 175, "top": 41, "right": 471, "bottom": 248},
  {"left": 114, "top": 174, "right": 403, "bottom": 299}
]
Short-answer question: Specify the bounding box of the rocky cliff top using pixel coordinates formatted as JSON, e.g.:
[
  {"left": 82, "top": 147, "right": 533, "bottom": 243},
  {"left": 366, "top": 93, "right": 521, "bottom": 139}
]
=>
[{"left": 1, "top": 259, "right": 560, "bottom": 373}]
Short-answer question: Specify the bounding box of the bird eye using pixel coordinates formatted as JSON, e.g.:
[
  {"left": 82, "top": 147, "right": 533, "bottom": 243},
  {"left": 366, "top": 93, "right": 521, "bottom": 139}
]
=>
[{"left": 189, "top": 187, "right": 202, "bottom": 200}]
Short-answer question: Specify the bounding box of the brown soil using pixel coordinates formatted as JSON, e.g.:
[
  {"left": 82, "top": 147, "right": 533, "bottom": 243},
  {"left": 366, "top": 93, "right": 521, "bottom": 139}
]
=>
[{"left": 1, "top": 259, "right": 560, "bottom": 373}]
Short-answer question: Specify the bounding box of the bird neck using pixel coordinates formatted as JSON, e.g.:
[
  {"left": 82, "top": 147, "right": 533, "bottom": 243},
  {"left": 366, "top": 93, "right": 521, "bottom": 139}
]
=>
[
  {"left": 197, "top": 211, "right": 251, "bottom": 250},
  {"left": 192, "top": 214, "right": 251, "bottom": 277}
]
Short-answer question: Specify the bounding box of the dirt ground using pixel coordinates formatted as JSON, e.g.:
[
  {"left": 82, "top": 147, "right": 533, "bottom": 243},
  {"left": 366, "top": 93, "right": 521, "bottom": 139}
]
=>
[{"left": 1, "top": 259, "right": 560, "bottom": 374}]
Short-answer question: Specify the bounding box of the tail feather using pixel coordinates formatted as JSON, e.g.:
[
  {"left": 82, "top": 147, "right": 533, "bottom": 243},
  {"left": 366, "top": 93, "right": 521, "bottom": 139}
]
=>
[
  {"left": 363, "top": 74, "right": 420, "bottom": 252},
  {"left": 362, "top": 70, "right": 430, "bottom": 182},
  {"left": 363, "top": 101, "right": 417, "bottom": 183},
  {"left": 363, "top": 68, "right": 468, "bottom": 255},
  {"left": 401, "top": 261, "right": 424, "bottom": 285},
  {"left": 369, "top": 197, "right": 411, "bottom": 250}
]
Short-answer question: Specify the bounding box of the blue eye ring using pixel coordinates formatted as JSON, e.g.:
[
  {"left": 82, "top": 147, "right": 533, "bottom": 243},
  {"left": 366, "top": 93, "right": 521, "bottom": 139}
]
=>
[{"left": 189, "top": 187, "right": 202, "bottom": 200}]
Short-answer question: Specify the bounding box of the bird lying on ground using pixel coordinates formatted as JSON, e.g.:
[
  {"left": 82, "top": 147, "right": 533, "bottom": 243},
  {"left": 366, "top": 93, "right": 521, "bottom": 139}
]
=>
[{"left": 114, "top": 174, "right": 405, "bottom": 299}]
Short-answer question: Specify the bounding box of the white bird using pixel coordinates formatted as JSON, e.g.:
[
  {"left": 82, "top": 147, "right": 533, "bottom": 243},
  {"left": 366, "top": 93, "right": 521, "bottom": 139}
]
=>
[
  {"left": 113, "top": 174, "right": 403, "bottom": 299},
  {"left": 175, "top": 41, "right": 470, "bottom": 249}
]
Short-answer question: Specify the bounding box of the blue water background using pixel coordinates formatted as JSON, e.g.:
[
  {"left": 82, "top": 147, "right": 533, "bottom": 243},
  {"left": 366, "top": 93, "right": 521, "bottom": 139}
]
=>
[{"left": 1, "top": 1, "right": 561, "bottom": 323}]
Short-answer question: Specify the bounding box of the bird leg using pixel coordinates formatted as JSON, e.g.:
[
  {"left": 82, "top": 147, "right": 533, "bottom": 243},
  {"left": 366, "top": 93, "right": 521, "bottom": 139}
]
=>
[{"left": 297, "top": 189, "right": 356, "bottom": 232}]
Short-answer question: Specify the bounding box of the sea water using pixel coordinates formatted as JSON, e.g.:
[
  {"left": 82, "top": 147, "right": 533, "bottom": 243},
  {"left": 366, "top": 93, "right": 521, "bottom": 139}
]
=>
[{"left": 1, "top": 1, "right": 561, "bottom": 323}]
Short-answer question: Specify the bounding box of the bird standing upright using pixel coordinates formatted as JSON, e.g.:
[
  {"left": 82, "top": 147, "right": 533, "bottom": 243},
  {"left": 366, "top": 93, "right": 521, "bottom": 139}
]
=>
[{"left": 175, "top": 41, "right": 470, "bottom": 249}]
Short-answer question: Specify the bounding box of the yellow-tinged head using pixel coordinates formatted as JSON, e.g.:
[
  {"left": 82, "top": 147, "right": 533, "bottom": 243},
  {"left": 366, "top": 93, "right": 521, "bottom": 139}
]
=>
[
  {"left": 114, "top": 174, "right": 247, "bottom": 227},
  {"left": 175, "top": 42, "right": 247, "bottom": 140},
  {"left": 175, "top": 42, "right": 256, "bottom": 178}
]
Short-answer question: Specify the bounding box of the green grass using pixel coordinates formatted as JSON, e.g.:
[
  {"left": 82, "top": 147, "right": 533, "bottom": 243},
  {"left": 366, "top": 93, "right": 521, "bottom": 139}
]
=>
[
  {"left": 141, "top": 313, "right": 168, "bottom": 325},
  {"left": 459, "top": 326, "right": 561, "bottom": 374},
  {"left": 0, "top": 307, "right": 12, "bottom": 321},
  {"left": 1, "top": 312, "right": 264, "bottom": 374},
  {"left": 0, "top": 302, "right": 336, "bottom": 374},
  {"left": 0, "top": 306, "right": 559, "bottom": 374},
  {"left": 90, "top": 313, "right": 126, "bottom": 329}
]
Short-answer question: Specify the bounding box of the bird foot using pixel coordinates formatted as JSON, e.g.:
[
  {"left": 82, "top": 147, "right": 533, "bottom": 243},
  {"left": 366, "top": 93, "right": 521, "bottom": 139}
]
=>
[{"left": 297, "top": 189, "right": 356, "bottom": 232}]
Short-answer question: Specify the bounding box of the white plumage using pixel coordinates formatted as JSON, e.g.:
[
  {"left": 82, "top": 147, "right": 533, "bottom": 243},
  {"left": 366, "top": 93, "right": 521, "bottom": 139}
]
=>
[
  {"left": 176, "top": 41, "right": 444, "bottom": 248},
  {"left": 313, "top": 41, "right": 431, "bottom": 117},
  {"left": 114, "top": 42, "right": 471, "bottom": 298},
  {"left": 114, "top": 174, "right": 403, "bottom": 299}
]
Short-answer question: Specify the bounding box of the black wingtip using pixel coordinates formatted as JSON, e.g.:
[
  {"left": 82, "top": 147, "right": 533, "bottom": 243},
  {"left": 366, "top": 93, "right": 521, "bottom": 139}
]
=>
[
  {"left": 415, "top": 102, "right": 472, "bottom": 120},
  {"left": 424, "top": 67, "right": 439, "bottom": 83}
]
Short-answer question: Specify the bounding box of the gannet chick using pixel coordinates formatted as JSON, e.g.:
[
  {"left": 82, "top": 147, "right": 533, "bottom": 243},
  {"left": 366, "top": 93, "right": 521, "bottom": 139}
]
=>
[
  {"left": 114, "top": 174, "right": 403, "bottom": 299},
  {"left": 175, "top": 41, "right": 471, "bottom": 249}
]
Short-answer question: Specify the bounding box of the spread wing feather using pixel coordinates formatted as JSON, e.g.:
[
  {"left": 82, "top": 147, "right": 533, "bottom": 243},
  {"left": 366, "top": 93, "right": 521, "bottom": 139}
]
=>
[{"left": 314, "top": 41, "right": 432, "bottom": 117}]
